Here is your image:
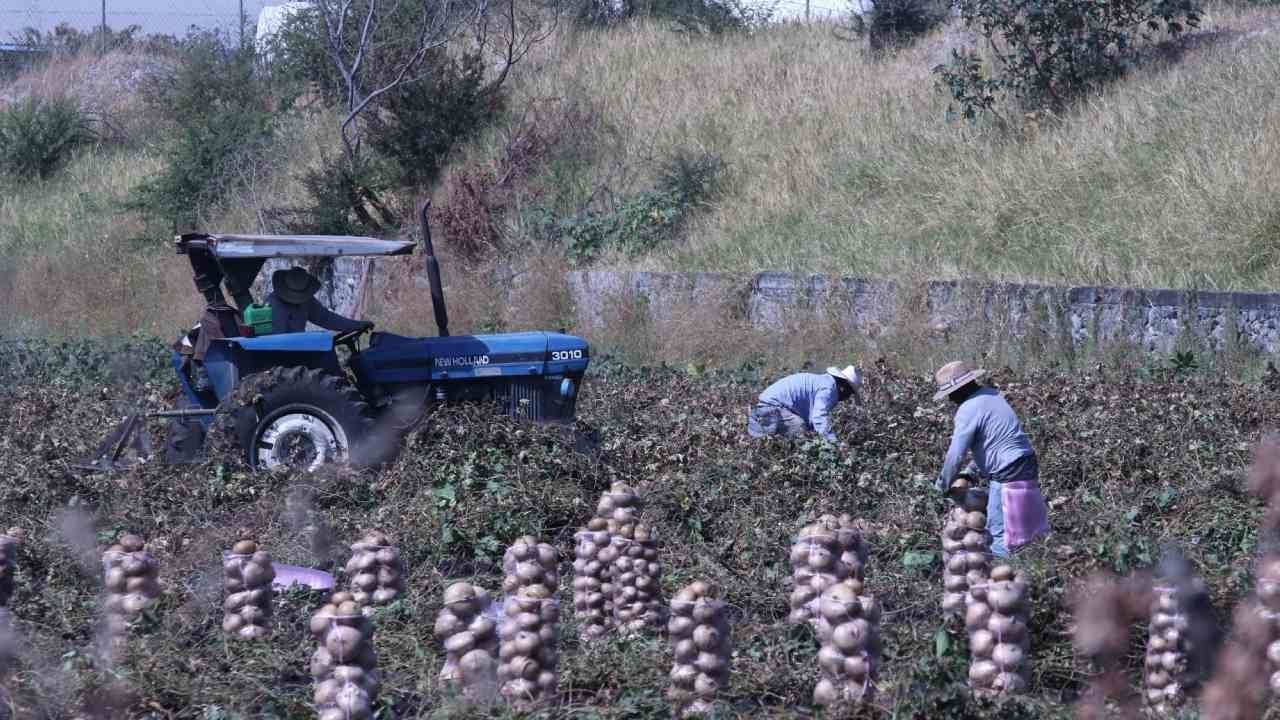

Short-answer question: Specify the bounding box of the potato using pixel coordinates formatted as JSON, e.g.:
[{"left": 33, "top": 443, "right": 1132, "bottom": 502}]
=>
[
  {"left": 993, "top": 671, "right": 1027, "bottom": 694},
  {"left": 843, "top": 654, "right": 868, "bottom": 680},
  {"left": 965, "top": 511, "right": 986, "bottom": 530},
  {"left": 944, "top": 574, "right": 968, "bottom": 593},
  {"left": 674, "top": 638, "right": 698, "bottom": 662},
  {"left": 119, "top": 534, "right": 145, "bottom": 552},
  {"left": 222, "top": 614, "right": 245, "bottom": 634},
  {"left": 987, "top": 613, "right": 1027, "bottom": 642},
  {"left": 988, "top": 584, "right": 1025, "bottom": 614},
  {"left": 693, "top": 673, "right": 721, "bottom": 697},
  {"left": 970, "top": 629, "right": 995, "bottom": 658},
  {"left": 962, "top": 531, "right": 989, "bottom": 551},
  {"left": 968, "top": 660, "right": 999, "bottom": 687},
  {"left": 696, "top": 650, "right": 727, "bottom": 671},
  {"left": 240, "top": 605, "right": 266, "bottom": 624},
  {"left": 122, "top": 593, "right": 151, "bottom": 615},
  {"left": 833, "top": 620, "right": 869, "bottom": 653},
  {"left": 807, "top": 547, "right": 835, "bottom": 571},
  {"left": 990, "top": 565, "right": 1015, "bottom": 582},
  {"left": 693, "top": 625, "right": 722, "bottom": 651},
  {"left": 334, "top": 685, "right": 372, "bottom": 716},
  {"left": 238, "top": 625, "right": 268, "bottom": 640},
  {"left": 325, "top": 625, "right": 365, "bottom": 662},
  {"left": 813, "top": 678, "right": 840, "bottom": 705},
  {"left": 942, "top": 593, "right": 965, "bottom": 614},
  {"left": 105, "top": 568, "right": 128, "bottom": 593},
  {"left": 992, "top": 642, "right": 1024, "bottom": 670}
]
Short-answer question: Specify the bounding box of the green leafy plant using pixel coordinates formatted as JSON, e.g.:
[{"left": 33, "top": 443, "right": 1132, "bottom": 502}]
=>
[
  {"left": 0, "top": 96, "right": 95, "bottom": 180},
  {"left": 845, "top": 0, "right": 950, "bottom": 52},
  {"left": 545, "top": 150, "right": 725, "bottom": 263},
  {"left": 129, "top": 30, "right": 274, "bottom": 229},
  {"left": 934, "top": 0, "right": 1201, "bottom": 118}
]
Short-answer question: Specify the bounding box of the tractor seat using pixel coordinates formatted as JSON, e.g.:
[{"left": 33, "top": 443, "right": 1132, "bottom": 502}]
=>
[{"left": 369, "top": 331, "right": 415, "bottom": 348}]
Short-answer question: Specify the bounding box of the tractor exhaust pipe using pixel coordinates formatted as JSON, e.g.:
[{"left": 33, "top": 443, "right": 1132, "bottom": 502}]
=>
[{"left": 420, "top": 200, "right": 449, "bottom": 338}]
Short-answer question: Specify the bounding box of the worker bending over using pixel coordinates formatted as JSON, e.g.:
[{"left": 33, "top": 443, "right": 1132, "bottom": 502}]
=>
[
  {"left": 747, "top": 365, "right": 863, "bottom": 442},
  {"left": 933, "top": 360, "right": 1050, "bottom": 557}
]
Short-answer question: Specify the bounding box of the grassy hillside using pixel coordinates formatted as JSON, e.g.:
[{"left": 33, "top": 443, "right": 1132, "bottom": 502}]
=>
[
  {"left": 0, "top": 357, "right": 1275, "bottom": 718},
  {"left": 455, "top": 3, "right": 1280, "bottom": 289},
  {"left": 3, "top": 4, "right": 1280, "bottom": 349}
]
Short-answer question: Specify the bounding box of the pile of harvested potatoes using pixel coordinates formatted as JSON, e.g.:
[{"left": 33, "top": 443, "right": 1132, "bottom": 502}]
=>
[
  {"left": 667, "top": 581, "right": 732, "bottom": 718},
  {"left": 612, "top": 523, "right": 664, "bottom": 632},
  {"left": 435, "top": 581, "right": 500, "bottom": 701},
  {"left": 813, "top": 577, "right": 881, "bottom": 707},
  {"left": 498, "top": 536, "right": 561, "bottom": 707},
  {"left": 966, "top": 564, "right": 1031, "bottom": 697},
  {"left": 345, "top": 530, "right": 405, "bottom": 608},
  {"left": 221, "top": 539, "right": 275, "bottom": 640},
  {"left": 788, "top": 514, "right": 868, "bottom": 626},
  {"left": 101, "top": 533, "right": 161, "bottom": 646},
  {"left": 309, "top": 591, "right": 381, "bottom": 720}
]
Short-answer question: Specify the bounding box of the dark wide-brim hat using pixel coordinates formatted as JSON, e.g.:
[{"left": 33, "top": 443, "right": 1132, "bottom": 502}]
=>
[{"left": 272, "top": 267, "right": 321, "bottom": 304}]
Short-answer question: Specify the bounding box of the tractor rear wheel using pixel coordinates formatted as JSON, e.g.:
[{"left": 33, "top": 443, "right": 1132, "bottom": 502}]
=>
[{"left": 209, "top": 367, "right": 379, "bottom": 472}]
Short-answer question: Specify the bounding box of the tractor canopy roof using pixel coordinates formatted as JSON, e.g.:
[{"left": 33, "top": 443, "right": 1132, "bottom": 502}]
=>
[
  {"left": 175, "top": 233, "right": 416, "bottom": 259},
  {"left": 176, "top": 232, "right": 417, "bottom": 312}
]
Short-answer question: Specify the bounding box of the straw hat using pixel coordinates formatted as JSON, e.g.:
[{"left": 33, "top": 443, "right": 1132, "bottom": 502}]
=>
[
  {"left": 271, "top": 267, "right": 321, "bottom": 305},
  {"left": 827, "top": 365, "right": 863, "bottom": 399},
  {"left": 933, "top": 360, "right": 987, "bottom": 401}
]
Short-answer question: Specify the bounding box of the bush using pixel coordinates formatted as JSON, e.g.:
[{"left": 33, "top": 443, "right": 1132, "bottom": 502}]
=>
[
  {"left": 580, "top": 0, "right": 772, "bottom": 32},
  {"left": 846, "top": 0, "right": 949, "bottom": 52},
  {"left": 365, "top": 48, "right": 498, "bottom": 189},
  {"left": 266, "top": 154, "right": 398, "bottom": 236},
  {"left": 129, "top": 31, "right": 274, "bottom": 229},
  {"left": 0, "top": 96, "right": 95, "bottom": 180},
  {"left": 934, "top": 0, "right": 1201, "bottom": 118},
  {"left": 543, "top": 150, "right": 725, "bottom": 263}
]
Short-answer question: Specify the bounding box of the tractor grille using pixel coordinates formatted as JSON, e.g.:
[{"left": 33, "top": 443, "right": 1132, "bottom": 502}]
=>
[{"left": 508, "top": 381, "right": 546, "bottom": 421}]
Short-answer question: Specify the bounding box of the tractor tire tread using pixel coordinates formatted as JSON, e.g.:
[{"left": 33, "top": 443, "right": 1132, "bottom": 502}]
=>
[{"left": 206, "top": 366, "right": 382, "bottom": 469}]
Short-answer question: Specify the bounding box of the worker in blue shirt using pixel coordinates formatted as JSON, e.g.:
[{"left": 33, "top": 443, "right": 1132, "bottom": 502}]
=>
[{"left": 747, "top": 365, "right": 863, "bottom": 441}]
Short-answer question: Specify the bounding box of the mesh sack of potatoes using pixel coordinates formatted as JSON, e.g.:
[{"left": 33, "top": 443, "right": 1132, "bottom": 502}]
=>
[
  {"left": 1259, "top": 558, "right": 1280, "bottom": 700},
  {"left": 345, "top": 530, "right": 405, "bottom": 608},
  {"left": 813, "top": 577, "right": 881, "bottom": 707},
  {"left": 221, "top": 540, "right": 275, "bottom": 640},
  {"left": 942, "top": 481, "right": 989, "bottom": 619},
  {"left": 788, "top": 514, "right": 868, "bottom": 626},
  {"left": 966, "top": 564, "right": 1030, "bottom": 697},
  {"left": 101, "top": 533, "right": 161, "bottom": 645},
  {"left": 667, "top": 581, "right": 732, "bottom": 719},
  {"left": 611, "top": 523, "right": 664, "bottom": 632},
  {"left": 573, "top": 522, "right": 613, "bottom": 641},
  {"left": 498, "top": 536, "right": 561, "bottom": 707},
  {"left": 310, "top": 591, "right": 382, "bottom": 720},
  {"left": 497, "top": 593, "right": 561, "bottom": 707},
  {"left": 1144, "top": 584, "right": 1189, "bottom": 716},
  {"left": 435, "top": 581, "right": 500, "bottom": 701},
  {"left": 0, "top": 528, "right": 24, "bottom": 608}
]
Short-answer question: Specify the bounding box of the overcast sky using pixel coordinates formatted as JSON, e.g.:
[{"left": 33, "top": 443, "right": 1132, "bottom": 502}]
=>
[{"left": 1, "top": 1, "right": 280, "bottom": 42}]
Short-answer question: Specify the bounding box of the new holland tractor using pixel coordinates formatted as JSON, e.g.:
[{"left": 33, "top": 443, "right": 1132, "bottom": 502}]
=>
[{"left": 78, "top": 205, "right": 591, "bottom": 474}]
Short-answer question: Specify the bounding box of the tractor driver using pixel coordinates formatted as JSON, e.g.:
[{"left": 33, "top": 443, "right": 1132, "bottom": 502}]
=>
[{"left": 266, "top": 266, "right": 374, "bottom": 336}]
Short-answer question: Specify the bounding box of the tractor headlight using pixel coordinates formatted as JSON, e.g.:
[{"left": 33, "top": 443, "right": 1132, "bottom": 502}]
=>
[{"left": 560, "top": 378, "right": 576, "bottom": 399}]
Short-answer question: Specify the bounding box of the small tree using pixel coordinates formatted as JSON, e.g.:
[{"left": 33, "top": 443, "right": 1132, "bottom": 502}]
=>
[
  {"left": 130, "top": 31, "right": 274, "bottom": 230},
  {"left": 934, "top": 0, "right": 1201, "bottom": 120},
  {"left": 271, "top": 0, "right": 560, "bottom": 232}
]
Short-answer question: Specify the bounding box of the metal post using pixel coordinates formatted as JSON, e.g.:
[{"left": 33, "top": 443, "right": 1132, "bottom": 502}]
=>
[
  {"left": 805, "top": 0, "right": 810, "bottom": 22},
  {"left": 239, "top": 0, "right": 246, "bottom": 49},
  {"left": 100, "top": 0, "right": 107, "bottom": 55}
]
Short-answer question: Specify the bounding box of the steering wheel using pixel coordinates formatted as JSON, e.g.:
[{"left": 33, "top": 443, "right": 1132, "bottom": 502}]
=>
[{"left": 333, "top": 324, "right": 374, "bottom": 351}]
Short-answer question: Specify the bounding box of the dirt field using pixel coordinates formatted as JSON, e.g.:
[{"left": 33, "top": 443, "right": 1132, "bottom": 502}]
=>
[{"left": 0, "top": 361, "right": 1275, "bottom": 718}]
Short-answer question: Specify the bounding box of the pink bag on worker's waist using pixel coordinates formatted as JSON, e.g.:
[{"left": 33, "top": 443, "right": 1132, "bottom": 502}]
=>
[{"left": 1002, "top": 480, "right": 1050, "bottom": 552}]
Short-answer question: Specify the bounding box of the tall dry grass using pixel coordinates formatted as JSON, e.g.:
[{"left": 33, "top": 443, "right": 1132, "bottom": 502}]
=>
[{"left": 456, "top": 3, "right": 1280, "bottom": 291}]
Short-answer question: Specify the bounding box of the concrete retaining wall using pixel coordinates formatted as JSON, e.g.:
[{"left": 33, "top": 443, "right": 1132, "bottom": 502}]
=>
[{"left": 567, "top": 271, "right": 1280, "bottom": 356}]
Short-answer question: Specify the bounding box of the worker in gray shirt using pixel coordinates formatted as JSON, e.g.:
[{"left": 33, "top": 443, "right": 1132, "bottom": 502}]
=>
[
  {"left": 267, "top": 267, "right": 373, "bottom": 335},
  {"left": 747, "top": 365, "right": 863, "bottom": 441},
  {"left": 933, "top": 360, "right": 1050, "bottom": 557}
]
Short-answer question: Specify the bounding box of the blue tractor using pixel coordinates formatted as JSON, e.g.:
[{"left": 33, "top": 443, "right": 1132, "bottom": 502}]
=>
[{"left": 79, "top": 206, "right": 590, "bottom": 473}]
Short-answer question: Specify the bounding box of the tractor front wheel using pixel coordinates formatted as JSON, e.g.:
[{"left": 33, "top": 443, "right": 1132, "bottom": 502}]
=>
[{"left": 209, "top": 367, "right": 379, "bottom": 472}]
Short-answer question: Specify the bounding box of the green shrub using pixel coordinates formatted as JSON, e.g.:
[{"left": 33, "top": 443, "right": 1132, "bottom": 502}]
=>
[
  {"left": 934, "top": 0, "right": 1201, "bottom": 117},
  {"left": 580, "top": 0, "right": 772, "bottom": 32},
  {"left": 846, "top": 0, "right": 950, "bottom": 52},
  {"left": 0, "top": 96, "right": 95, "bottom": 180},
  {"left": 365, "top": 49, "right": 498, "bottom": 189},
  {"left": 129, "top": 31, "right": 274, "bottom": 229},
  {"left": 541, "top": 150, "right": 725, "bottom": 263}
]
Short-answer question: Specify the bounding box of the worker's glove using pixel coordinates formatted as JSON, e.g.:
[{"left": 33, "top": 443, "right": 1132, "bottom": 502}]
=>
[{"left": 934, "top": 474, "right": 950, "bottom": 494}]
